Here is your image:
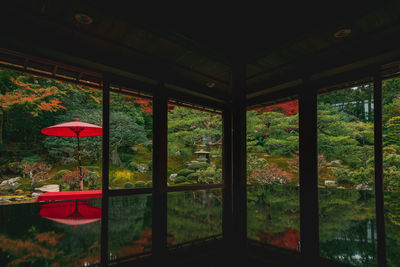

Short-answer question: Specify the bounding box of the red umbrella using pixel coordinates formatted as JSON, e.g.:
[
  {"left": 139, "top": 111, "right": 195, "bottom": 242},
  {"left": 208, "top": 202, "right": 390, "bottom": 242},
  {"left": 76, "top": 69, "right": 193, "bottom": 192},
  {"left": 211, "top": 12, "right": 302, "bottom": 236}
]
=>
[
  {"left": 41, "top": 118, "right": 102, "bottom": 190},
  {"left": 40, "top": 200, "right": 101, "bottom": 227}
]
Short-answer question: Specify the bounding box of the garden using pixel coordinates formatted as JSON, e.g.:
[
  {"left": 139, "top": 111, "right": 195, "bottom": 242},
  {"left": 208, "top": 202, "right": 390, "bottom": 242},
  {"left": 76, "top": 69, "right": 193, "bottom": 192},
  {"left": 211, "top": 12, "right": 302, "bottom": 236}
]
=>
[{"left": 1, "top": 68, "right": 400, "bottom": 266}]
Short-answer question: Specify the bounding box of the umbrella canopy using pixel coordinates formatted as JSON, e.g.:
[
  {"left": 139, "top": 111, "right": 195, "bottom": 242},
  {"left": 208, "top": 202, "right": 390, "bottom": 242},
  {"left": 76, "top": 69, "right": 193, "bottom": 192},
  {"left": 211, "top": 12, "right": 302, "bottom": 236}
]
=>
[
  {"left": 41, "top": 119, "right": 102, "bottom": 191},
  {"left": 41, "top": 118, "right": 102, "bottom": 137},
  {"left": 40, "top": 200, "right": 101, "bottom": 227}
]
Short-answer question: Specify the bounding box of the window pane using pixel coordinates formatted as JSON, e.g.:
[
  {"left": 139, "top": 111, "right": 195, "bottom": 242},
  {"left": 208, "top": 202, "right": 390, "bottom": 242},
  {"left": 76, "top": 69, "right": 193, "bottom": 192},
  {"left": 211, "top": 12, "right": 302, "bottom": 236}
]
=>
[
  {"left": 246, "top": 100, "right": 300, "bottom": 251},
  {"left": 0, "top": 198, "right": 102, "bottom": 266},
  {"left": 167, "top": 104, "right": 222, "bottom": 186},
  {"left": 108, "top": 194, "right": 152, "bottom": 262},
  {"left": 109, "top": 92, "right": 153, "bottom": 189},
  {"left": 382, "top": 77, "right": 400, "bottom": 266},
  {"left": 167, "top": 189, "right": 222, "bottom": 246},
  {"left": 0, "top": 69, "right": 103, "bottom": 265},
  {"left": 318, "top": 84, "right": 377, "bottom": 266}
]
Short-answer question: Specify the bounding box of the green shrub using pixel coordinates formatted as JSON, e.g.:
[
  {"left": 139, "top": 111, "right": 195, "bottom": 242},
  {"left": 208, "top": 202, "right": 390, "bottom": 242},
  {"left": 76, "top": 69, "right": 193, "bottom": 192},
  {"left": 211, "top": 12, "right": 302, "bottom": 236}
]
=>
[
  {"left": 119, "top": 153, "right": 133, "bottom": 164},
  {"left": 145, "top": 141, "right": 152, "bottom": 151},
  {"left": 113, "top": 169, "right": 134, "bottom": 183},
  {"left": 124, "top": 182, "right": 134, "bottom": 189},
  {"left": 134, "top": 181, "right": 146, "bottom": 188},
  {"left": 21, "top": 155, "right": 41, "bottom": 164},
  {"left": 187, "top": 172, "right": 200, "bottom": 181},
  {"left": 174, "top": 176, "right": 187, "bottom": 184},
  {"left": 146, "top": 181, "right": 152, "bottom": 187},
  {"left": 188, "top": 162, "right": 209, "bottom": 170},
  {"left": 177, "top": 169, "right": 194, "bottom": 177},
  {"left": 333, "top": 168, "right": 353, "bottom": 185}
]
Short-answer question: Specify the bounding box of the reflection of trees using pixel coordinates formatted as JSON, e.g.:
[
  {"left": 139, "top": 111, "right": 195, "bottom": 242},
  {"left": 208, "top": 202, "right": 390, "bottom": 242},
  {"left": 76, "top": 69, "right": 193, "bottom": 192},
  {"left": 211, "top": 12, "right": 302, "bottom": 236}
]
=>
[
  {"left": 247, "top": 185, "right": 300, "bottom": 241},
  {"left": 167, "top": 189, "right": 222, "bottom": 245},
  {"left": 384, "top": 191, "right": 400, "bottom": 266},
  {"left": 108, "top": 195, "right": 152, "bottom": 260},
  {"left": 319, "top": 189, "right": 377, "bottom": 266}
]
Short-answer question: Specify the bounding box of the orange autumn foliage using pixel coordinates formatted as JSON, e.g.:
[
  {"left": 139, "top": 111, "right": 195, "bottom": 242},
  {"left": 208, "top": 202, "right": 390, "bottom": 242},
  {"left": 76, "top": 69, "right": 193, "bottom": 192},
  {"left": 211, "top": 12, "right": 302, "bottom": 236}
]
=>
[
  {"left": 34, "top": 232, "right": 65, "bottom": 246},
  {"left": 134, "top": 98, "right": 153, "bottom": 114},
  {"left": 0, "top": 76, "right": 67, "bottom": 115}
]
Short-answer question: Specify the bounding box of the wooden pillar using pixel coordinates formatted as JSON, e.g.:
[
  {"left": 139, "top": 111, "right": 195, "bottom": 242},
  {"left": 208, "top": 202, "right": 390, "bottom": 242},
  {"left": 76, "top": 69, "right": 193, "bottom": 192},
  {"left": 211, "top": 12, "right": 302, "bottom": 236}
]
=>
[
  {"left": 222, "top": 108, "right": 233, "bottom": 254},
  {"left": 152, "top": 84, "right": 168, "bottom": 258},
  {"left": 299, "top": 83, "right": 319, "bottom": 262},
  {"left": 231, "top": 60, "right": 247, "bottom": 255},
  {"left": 101, "top": 80, "right": 110, "bottom": 267},
  {"left": 374, "top": 74, "right": 387, "bottom": 267}
]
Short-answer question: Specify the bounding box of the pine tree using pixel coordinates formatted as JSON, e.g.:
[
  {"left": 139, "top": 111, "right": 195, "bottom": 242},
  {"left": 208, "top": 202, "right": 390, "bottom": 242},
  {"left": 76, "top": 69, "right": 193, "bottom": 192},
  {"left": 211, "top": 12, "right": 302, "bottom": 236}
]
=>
[{"left": 385, "top": 116, "right": 400, "bottom": 146}]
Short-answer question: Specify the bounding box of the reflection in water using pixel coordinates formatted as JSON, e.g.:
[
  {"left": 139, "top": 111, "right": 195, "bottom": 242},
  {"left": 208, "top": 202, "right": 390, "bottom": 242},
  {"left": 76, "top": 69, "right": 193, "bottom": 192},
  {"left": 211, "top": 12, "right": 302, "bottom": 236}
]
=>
[
  {"left": 247, "top": 185, "right": 387, "bottom": 266},
  {"left": 0, "top": 198, "right": 102, "bottom": 266},
  {"left": 247, "top": 185, "right": 300, "bottom": 251},
  {"left": 319, "top": 188, "right": 377, "bottom": 266},
  {"left": 167, "top": 189, "right": 222, "bottom": 246},
  {"left": 40, "top": 200, "right": 101, "bottom": 227}
]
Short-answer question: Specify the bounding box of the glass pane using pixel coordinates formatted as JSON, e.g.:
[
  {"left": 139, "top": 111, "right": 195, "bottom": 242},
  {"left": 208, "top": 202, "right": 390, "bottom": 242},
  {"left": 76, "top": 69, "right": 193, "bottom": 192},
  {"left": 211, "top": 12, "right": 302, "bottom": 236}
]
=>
[
  {"left": 318, "top": 84, "right": 377, "bottom": 266},
  {"left": 108, "top": 194, "right": 152, "bottom": 262},
  {"left": 109, "top": 92, "right": 153, "bottom": 189},
  {"left": 0, "top": 69, "right": 103, "bottom": 200},
  {"left": 382, "top": 77, "right": 400, "bottom": 266},
  {"left": 167, "top": 104, "right": 222, "bottom": 186},
  {"left": 246, "top": 100, "right": 300, "bottom": 251},
  {"left": 0, "top": 198, "right": 102, "bottom": 266},
  {"left": 167, "top": 189, "right": 222, "bottom": 246},
  {"left": 0, "top": 69, "right": 103, "bottom": 265}
]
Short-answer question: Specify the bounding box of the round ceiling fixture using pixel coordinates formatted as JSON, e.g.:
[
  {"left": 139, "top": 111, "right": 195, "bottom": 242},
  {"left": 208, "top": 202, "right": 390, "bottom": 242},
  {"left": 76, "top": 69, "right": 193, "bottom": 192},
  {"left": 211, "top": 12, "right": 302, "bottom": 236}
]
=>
[
  {"left": 206, "top": 82, "right": 215, "bottom": 88},
  {"left": 74, "top": 13, "right": 93, "bottom": 25},
  {"left": 333, "top": 28, "right": 351, "bottom": 38}
]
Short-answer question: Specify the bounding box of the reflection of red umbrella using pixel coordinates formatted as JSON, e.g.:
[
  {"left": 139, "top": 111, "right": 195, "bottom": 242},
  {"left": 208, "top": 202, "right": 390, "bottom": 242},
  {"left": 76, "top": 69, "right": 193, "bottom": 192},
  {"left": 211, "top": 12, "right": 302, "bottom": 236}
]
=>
[
  {"left": 40, "top": 200, "right": 101, "bottom": 227},
  {"left": 41, "top": 119, "right": 102, "bottom": 190}
]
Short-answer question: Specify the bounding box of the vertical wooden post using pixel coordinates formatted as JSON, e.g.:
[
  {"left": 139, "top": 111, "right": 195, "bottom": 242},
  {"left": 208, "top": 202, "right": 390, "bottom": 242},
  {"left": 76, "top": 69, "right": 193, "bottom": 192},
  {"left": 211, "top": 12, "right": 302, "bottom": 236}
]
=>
[
  {"left": 299, "top": 82, "right": 319, "bottom": 262},
  {"left": 231, "top": 60, "right": 247, "bottom": 256},
  {"left": 152, "top": 83, "right": 168, "bottom": 259},
  {"left": 222, "top": 108, "right": 233, "bottom": 254},
  {"left": 101, "top": 80, "right": 110, "bottom": 267},
  {"left": 374, "top": 74, "right": 387, "bottom": 267}
]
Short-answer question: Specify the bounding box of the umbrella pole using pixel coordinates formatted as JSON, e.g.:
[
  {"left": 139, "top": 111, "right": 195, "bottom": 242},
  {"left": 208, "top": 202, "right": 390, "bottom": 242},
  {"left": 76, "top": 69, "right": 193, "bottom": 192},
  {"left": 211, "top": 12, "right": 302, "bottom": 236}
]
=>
[{"left": 77, "top": 134, "right": 83, "bottom": 191}]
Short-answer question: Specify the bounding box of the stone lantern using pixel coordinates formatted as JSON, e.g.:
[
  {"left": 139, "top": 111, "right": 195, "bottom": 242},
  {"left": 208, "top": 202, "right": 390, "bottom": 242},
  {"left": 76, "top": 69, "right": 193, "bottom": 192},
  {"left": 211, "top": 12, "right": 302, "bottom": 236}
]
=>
[{"left": 194, "top": 149, "right": 210, "bottom": 163}]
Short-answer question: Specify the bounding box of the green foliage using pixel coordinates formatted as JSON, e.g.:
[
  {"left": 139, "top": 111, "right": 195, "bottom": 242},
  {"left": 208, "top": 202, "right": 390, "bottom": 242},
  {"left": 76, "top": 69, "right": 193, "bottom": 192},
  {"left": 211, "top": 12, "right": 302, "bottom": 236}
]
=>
[
  {"left": 124, "top": 182, "right": 133, "bottom": 189},
  {"left": 333, "top": 168, "right": 353, "bottom": 186},
  {"left": 317, "top": 103, "right": 374, "bottom": 169},
  {"left": 134, "top": 181, "right": 146, "bottom": 188},
  {"left": 44, "top": 109, "right": 147, "bottom": 164},
  {"left": 168, "top": 106, "right": 222, "bottom": 159},
  {"left": 196, "top": 166, "right": 222, "bottom": 184},
  {"left": 187, "top": 162, "right": 209, "bottom": 170},
  {"left": 186, "top": 172, "right": 200, "bottom": 181},
  {"left": 246, "top": 110, "right": 298, "bottom": 155},
  {"left": 174, "top": 176, "right": 187, "bottom": 184},
  {"left": 20, "top": 155, "right": 42, "bottom": 164},
  {"left": 385, "top": 116, "right": 400, "bottom": 146},
  {"left": 177, "top": 169, "right": 194, "bottom": 177}
]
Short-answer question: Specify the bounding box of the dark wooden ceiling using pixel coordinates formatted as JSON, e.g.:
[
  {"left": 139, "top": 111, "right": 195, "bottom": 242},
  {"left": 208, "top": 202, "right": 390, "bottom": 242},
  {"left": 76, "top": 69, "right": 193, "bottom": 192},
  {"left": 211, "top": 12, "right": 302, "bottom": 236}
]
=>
[{"left": 1, "top": 1, "right": 400, "bottom": 104}]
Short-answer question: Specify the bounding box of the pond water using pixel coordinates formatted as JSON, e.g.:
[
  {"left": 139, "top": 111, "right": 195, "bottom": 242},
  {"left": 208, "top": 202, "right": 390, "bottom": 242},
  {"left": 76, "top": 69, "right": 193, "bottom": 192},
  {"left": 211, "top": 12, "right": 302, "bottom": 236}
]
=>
[
  {"left": 1, "top": 187, "right": 398, "bottom": 266},
  {"left": 0, "top": 189, "right": 223, "bottom": 267},
  {"left": 0, "top": 195, "right": 153, "bottom": 267},
  {"left": 248, "top": 185, "right": 400, "bottom": 267}
]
